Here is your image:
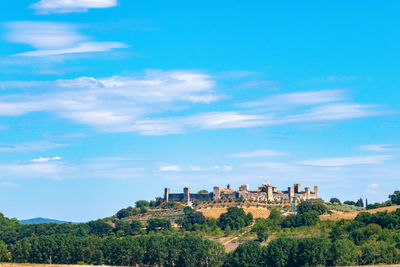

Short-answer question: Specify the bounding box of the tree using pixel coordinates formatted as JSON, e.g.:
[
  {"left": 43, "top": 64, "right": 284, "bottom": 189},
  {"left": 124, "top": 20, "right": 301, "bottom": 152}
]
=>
[
  {"left": 356, "top": 198, "right": 364, "bottom": 207},
  {"left": 0, "top": 241, "right": 11, "bottom": 262},
  {"left": 344, "top": 200, "right": 356, "bottom": 206},
  {"left": 266, "top": 237, "right": 298, "bottom": 267},
  {"left": 268, "top": 208, "right": 281, "bottom": 225},
  {"left": 135, "top": 200, "right": 150, "bottom": 209},
  {"left": 329, "top": 197, "right": 341, "bottom": 204},
  {"left": 147, "top": 219, "right": 171, "bottom": 232},
  {"left": 224, "top": 241, "right": 266, "bottom": 267},
  {"left": 389, "top": 190, "right": 400, "bottom": 205},
  {"left": 87, "top": 220, "right": 112, "bottom": 236},
  {"left": 198, "top": 189, "right": 209, "bottom": 194},
  {"left": 330, "top": 239, "right": 359, "bottom": 266},
  {"left": 130, "top": 220, "right": 144, "bottom": 235},
  {"left": 297, "top": 199, "right": 327, "bottom": 215},
  {"left": 218, "top": 207, "right": 252, "bottom": 231},
  {"left": 295, "top": 237, "right": 331, "bottom": 267}
]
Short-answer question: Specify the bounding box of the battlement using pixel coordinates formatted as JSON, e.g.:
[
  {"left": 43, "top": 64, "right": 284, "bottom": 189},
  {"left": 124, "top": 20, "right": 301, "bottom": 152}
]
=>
[{"left": 164, "top": 183, "right": 318, "bottom": 203}]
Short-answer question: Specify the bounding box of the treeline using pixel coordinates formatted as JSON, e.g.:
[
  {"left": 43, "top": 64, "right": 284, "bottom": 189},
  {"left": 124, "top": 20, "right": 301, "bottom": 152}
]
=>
[{"left": 7, "top": 234, "right": 225, "bottom": 266}]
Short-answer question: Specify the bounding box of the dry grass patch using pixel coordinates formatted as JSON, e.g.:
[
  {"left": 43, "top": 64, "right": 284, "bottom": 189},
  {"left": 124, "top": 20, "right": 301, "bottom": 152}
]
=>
[
  {"left": 200, "top": 207, "right": 270, "bottom": 219},
  {"left": 320, "top": 205, "right": 400, "bottom": 221}
]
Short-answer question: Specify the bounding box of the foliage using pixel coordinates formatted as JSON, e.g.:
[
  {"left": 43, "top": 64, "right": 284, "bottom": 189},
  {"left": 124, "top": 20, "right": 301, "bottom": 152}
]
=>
[
  {"left": 116, "top": 206, "right": 139, "bottom": 219},
  {"left": 269, "top": 208, "right": 281, "bottom": 225},
  {"left": 224, "top": 241, "right": 266, "bottom": 267},
  {"left": 178, "top": 207, "right": 206, "bottom": 231},
  {"left": 198, "top": 189, "right": 209, "bottom": 194},
  {"left": 389, "top": 190, "right": 400, "bottom": 205},
  {"left": 0, "top": 241, "right": 11, "bottom": 262},
  {"left": 329, "top": 197, "right": 341, "bottom": 204},
  {"left": 218, "top": 207, "right": 253, "bottom": 230},
  {"left": 281, "top": 211, "right": 320, "bottom": 228},
  {"left": 326, "top": 202, "right": 364, "bottom": 212},
  {"left": 344, "top": 200, "right": 356, "bottom": 206},
  {"left": 146, "top": 219, "right": 171, "bottom": 232},
  {"left": 297, "top": 199, "right": 327, "bottom": 215}
]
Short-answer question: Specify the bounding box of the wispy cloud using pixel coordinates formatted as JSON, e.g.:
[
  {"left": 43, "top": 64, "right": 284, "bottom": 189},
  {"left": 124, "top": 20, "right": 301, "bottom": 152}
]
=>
[
  {"left": 31, "top": 0, "right": 117, "bottom": 14},
  {"left": 159, "top": 165, "right": 182, "bottom": 172},
  {"left": 228, "top": 150, "right": 288, "bottom": 158},
  {"left": 359, "top": 144, "right": 394, "bottom": 152},
  {"left": 31, "top": 156, "right": 62, "bottom": 162},
  {"left": 0, "top": 141, "right": 68, "bottom": 152},
  {"left": 298, "top": 155, "right": 394, "bottom": 167},
  {"left": 0, "top": 76, "right": 384, "bottom": 135},
  {"left": 5, "top": 21, "right": 126, "bottom": 57},
  {"left": 239, "top": 90, "right": 347, "bottom": 109}
]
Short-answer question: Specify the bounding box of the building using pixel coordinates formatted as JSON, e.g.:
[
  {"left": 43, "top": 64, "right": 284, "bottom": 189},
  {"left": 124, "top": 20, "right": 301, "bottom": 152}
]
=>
[{"left": 164, "top": 183, "right": 318, "bottom": 203}]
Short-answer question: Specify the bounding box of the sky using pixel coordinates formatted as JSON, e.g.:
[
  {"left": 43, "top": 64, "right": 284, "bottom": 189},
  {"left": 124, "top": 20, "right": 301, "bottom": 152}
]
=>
[{"left": 0, "top": 0, "right": 399, "bottom": 222}]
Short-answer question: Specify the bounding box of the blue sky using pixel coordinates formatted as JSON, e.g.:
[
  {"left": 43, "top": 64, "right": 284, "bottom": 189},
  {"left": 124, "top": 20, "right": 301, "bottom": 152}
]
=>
[{"left": 0, "top": 0, "right": 399, "bottom": 222}]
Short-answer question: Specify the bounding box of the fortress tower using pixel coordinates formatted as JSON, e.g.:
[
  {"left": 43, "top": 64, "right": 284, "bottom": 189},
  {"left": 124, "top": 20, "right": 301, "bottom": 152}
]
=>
[
  {"left": 164, "top": 188, "right": 170, "bottom": 202},
  {"left": 305, "top": 187, "right": 311, "bottom": 199},
  {"left": 213, "top": 186, "right": 220, "bottom": 200},
  {"left": 184, "top": 187, "right": 191, "bottom": 202},
  {"left": 294, "top": 183, "right": 301, "bottom": 193},
  {"left": 313, "top": 185, "right": 318, "bottom": 198}
]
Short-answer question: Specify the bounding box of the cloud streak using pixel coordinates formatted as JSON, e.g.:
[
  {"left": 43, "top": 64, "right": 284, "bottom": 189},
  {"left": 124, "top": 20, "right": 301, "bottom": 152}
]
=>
[
  {"left": 31, "top": 0, "right": 117, "bottom": 14},
  {"left": 228, "top": 150, "right": 288, "bottom": 158},
  {"left": 298, "top": 155, "right": 394, "bottom": 167},
  {"left": 5, "top": 21, "right": 126, "bottom": 57},
  {"left": 0, "top": 75, "right": 384, "bottom": 135}
]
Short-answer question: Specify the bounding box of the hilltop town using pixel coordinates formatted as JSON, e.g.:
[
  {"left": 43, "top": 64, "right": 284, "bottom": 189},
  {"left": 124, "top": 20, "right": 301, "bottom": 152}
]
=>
[{"left": 164, "top": 183, "right": 318, "bottom": 203}]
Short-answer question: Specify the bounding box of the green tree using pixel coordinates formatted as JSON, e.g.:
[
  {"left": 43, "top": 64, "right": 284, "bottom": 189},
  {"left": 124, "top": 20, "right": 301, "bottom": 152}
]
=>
[
  {"left": 330, "top": 239, "right": 359, "bottom": 266},
  {"left": 87, "top": 220, "right": 112, "bottom": 236},
  {"left": 298, "top": 199, "right": 327, "bottom": 215},
  {"left": 224, "top": 241, "right": 266, "bottom": 267},
  {"left": 147, "top": 219, "right": 171, "bottom": 232},
  {"left": 389, "top": 190, "right": 400, "bottom": 205},
  {"left": 135, "top": 200, "right": 150, "bottom": 209},
  {"left": 356, "top": 198, "right": 364, "bottom": 207},
  {"left": 269, "top": 208, "right": 281, "bottom": 225},
  {"left": 295, "top": 237, "right": 331, "bottom": 267},
  {"left": 266, "top": 237, "right": 298, "bottom": 267},
  {"left": 0, "top": 241, "right": 11, "bottom": 262},
  {"left": 329, "top": 197, "right": 341, "bottom": 204},
  {"left": 218, "top": 207, "right": 252, "bottom": 231}
]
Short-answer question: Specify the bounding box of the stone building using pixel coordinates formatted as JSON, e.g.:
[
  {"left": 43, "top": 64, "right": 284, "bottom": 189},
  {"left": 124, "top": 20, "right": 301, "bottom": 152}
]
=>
[{"left": 164, "top": 183, "right": 318, "bottom": 203}]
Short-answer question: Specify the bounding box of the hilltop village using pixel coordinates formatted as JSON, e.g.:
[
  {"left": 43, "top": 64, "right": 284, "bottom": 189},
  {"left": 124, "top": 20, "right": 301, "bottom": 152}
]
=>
[{"left": 164, "top": 183, "right": 318, "bottom": 203}]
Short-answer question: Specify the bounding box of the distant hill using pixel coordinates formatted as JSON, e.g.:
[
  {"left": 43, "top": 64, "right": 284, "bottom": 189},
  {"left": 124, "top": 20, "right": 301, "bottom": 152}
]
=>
[{"left": 20, "top": 217, "right": 79, "bottom": 225}]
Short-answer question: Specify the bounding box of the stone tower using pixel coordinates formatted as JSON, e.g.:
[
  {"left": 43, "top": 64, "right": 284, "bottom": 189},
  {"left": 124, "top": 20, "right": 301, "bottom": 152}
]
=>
[
  {"left": 294, "top": 183, "right": 301, "bottom": 193},
  {"left": 267, "top": 186, "right": 273, "bottom": 201},
  {"left": 164, "top": 188, "right": 170, "bottom": 202},
  {"left": 313, "top": 185, "right": 318, "bottom": 198},
  {"left": 213, "top": 186, "right": 220, "bottom": 200},
  {"left": 305, "top": 187, "right": 311, "bottom": 199},
  {"left": 288, "top": 186, "right": 294, "bottom": 200},
  {"left": 184, "top": 187, "right": 191, "bottom": 202}
]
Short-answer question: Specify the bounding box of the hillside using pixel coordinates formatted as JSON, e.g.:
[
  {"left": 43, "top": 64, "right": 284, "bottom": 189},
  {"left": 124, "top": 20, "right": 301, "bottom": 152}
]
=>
[{"left": 320, "top": 205, "right": 400, "bottom": 221}]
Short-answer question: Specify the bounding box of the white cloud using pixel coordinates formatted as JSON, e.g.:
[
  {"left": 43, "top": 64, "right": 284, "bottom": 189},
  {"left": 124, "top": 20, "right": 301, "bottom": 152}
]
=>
[
  {"left": 228, "top": 150, "right": 288, "bottom": 158},
  {"left": 0, "top": 77, "right": 383, "bottom": 135},
  {"left": 31, "top": 0, "right": 117, "bottom": 14},
  {"left": 359, "top": 144, "right": 393, "bottom": 152},
  {"left": 240, "top": 90, "right": 347, "bottom": 108},
  {"left": 0, "top": 141, "right": 68, "bottom": 152},
  {"left": 159, "top": 165, "right": 181, "bottom": 172},
  {"left": 298, "top": 155, "right": 394, "bottom": 167},
  {"left": 368, "top": 183, "right": 379, "bottom": 188},
  {"left": 5, "top": 21, "right": 126, "bottom": 57},
  {"left": 31, "top": 156, "right": 62, "bottom": 162}
]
